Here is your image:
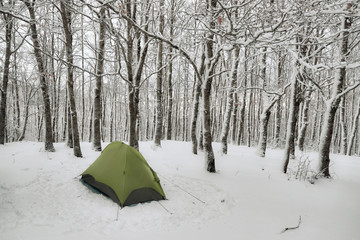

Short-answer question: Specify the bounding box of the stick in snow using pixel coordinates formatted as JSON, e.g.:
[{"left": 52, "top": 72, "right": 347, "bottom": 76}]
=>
[{"left": 281, "top": 216, "right": 302, "bottom": 233}]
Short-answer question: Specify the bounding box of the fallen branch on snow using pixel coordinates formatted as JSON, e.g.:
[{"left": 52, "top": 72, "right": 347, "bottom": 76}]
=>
[{"left": 281, "top": 216, "right": 302, "bottom": 233}]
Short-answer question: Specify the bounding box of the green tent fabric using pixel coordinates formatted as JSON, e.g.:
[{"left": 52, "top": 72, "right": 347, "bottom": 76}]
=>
[{"left": 81, "top": 141, "right": 166, "bottom": 207}]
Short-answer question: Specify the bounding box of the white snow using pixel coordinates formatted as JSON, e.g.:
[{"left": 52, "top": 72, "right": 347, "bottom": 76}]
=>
[{"left": 1, "top": 141, "right": 359, "bottom": 240}]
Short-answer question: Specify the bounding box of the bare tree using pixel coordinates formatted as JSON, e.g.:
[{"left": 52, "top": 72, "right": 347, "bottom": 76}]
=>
[
  {"left": 221, "top": 46, "right": 240, "bottom": 154},
  {"left": 59, "top": 0, "right": 82, "bottom": 157},
  {"left": 318, "top": 3, "right": 358, "bottom": 177},
  {"left": 154, "top": 0, "right": 165, "bottom": 147},
  {"left": 0, "top": 0, "right": 13, "bottom": 144},
  {"left": 93, "top": 7, "right": 106, "bottom": 151},
  {"left": 22, "top": 0, "right": 55, "bottom": 152}
]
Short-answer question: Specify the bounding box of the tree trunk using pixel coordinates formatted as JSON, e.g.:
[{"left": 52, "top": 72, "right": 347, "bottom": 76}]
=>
[
  {"left": 347, "top": 99, "right": 360, "bottom": 155},
  {"left": 339, "top": 97, "right": 348, "bottom": 154},
  {"left": 93, "top": 8, "right": 106, "bottom": 151},
  {"left": 60, "top": 0, "right": 82, "bottom": 157},
  {"left": 18, "top": 88, "right": 35, "bottom": 141},
  {"left": 221, "top": 47, "right": 240, "bottom": 154},
  {"left": 298, "top": 90, "right": 311, "bottom": 151},
  {"left": 23, "top": 0, "right": 55, "bottom": 152},
  {"left": 257, "top": 48, "right": 270, "bottom": 157},
  {"left": 67, "top": 103, "right": 73, "bottom": 148},
  {"left": 191, "top": 53, "right": 205, "bottom": 154},
  {"left": 318, "top": 5, "right": 352, "bottom": 177},
  {"left": 203, "top": 0, "right": 217, "bottom": 173},
  {"left": 0, "top": 9, "right": 12, "bottom": 144},
  {"left": 166, "top": 0, "right": 175, "bottom": 140},
  {"left": 154, "top": 0, "right": 165, "bottom": 147},
  {"left": 283, "top": 72, "right": 299, "bottom": 173}
]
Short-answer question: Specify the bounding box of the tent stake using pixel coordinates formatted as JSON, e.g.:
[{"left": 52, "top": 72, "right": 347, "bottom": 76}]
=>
[{"left": 115, "top": 205, "right": 121, "bottom": 221}]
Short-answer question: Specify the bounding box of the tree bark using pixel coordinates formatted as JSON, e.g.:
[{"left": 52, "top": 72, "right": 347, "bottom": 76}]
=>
[
  {"left": 298, "top": 90, "right": 311, "bottom": 151},
  {"left": 203, "top": 0, "right": 217, "bottom": 173},
  {"left": 60, "top": 0, "right": 82, "bottom": 157},
  {"left": 0, "top": 7, "right": 12, "bottom": 144},
  {"left": 318, "top": 4, "right": 352, "bottom": 177},
  {"left": 347, "top": 98, "right": 360, "bottom": 155},
  {"left": 191, "top": 53, "right": 205, "bottom": 154},
  {"left": 283, "top": 71, "right": 299, "bottom": 173},
  {"left": 23, "top": 0, "right": 55, "bottom": 152},
  {"left": 154, "top": 0, "right": 165, "bottom": 147},
  {"left": 166, "top": 0, "right": 175, "bottom": 140},
  {"left": 93, "top": 8, "right": 106, "bottom": 151},
  {"left": 257, "top": 48, "right": 269, "bottom": 157},
  {"left": 221, "top": 47, "right": 240, "bottom": 154},
  {"left": 339, "top": 97, "right": 348, "bottom": 154}
]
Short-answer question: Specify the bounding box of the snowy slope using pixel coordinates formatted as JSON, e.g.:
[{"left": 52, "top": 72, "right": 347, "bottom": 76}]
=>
[{"left": 0, "top": 141, "right": 359, "bottom": 240}]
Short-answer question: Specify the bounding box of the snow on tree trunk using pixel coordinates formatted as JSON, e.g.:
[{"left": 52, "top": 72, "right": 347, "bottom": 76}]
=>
[
  {"left": 221, "top": 47, "right": 240, "bottom": 154},
  {"left": 23, "top": 0, "right": 55, "bottom": 152},
  {"left": 318, "top": 3, "right": 352, "bottom": 178},
  {"left": 191, "top": 78, "right": 202, "bottom": 154},
  {"left": 154, "top": 0, "right": 165, "bottom": 147},
  {"left": 339, "top": 98, "right": 348, "bottom": 154},
  {"left": 283, "top": 71, "right": 299, "bottom": 174},
  {"left": 257, "top": 48, "right": 270, "bottom": 157},
  {"left": 191, "top": 53, "right": 205, "bottom": 155},
  {"left": 67, "top": 104, "right": 73, "bottom": 148},
  {"left": 347, "top": 99, "right": 360, "bottom": 155},
  {"left": 0, "top": 11, "right": 12, "bottom": 145},
  {"left": 93, "top": 8, "right": 106, "bottom": 152},
  {"left": 203, "top": 72, "right": 216, "bottom": 172},
  {"left": 166, "top": 0, "right": 175, "bottom": 140},
  {"left": 60, "top": 0, "right": 82, "bottom": 157},
  {"left": 203, "top": 0, "right": 217, "bottom": 173},
  {"left": 298, "top": 90, "right": 311, "bottom": 151},
  {"left": 257, "top": 109, "right": 271, "bottom": 157}
]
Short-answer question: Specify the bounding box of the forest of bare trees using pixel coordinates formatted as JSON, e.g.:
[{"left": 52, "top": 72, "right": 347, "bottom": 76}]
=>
[{"left": 1, "top": 0, "right": 359, "bottom": 177}]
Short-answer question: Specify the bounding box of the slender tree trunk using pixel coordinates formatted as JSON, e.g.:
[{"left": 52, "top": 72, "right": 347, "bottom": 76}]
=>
[
  {"left": 191, "top": 53, "right": 205, "bottom": 154},
  {"left": 166, "top": 0, "right": 175, "bottom": 140},
  {"left": 67, "top": 103, "right": 73, "bottom": 148},
  {"left": 221, "top": 47, "right": 240, "bottom": 154},
  {"left": 298, "top": 90, "right": 311, "bottom": 151},
  {"left": 347, "top": 98, "right": 360, "bottom": 155},
  {"left": 62, "top": 88, "right": 68, "bottom": 142},
  {"left": 18, "top": 87, "right": 35, "bottom": 141},
  {"left": 88, "top": 105, "right": 93, "bottom": 142},
  {"left": 154, "top": 0, "right": 165, "bottom": 147},
  {"left": 93, "top": 8, "right": 106, "bottom": 151},
  {"left": 283, "top": 71, "right": 299, "bottom": 173},
  {"left": 23, "top": 0, "right": 55, "bottom": 152},
  {"left": 318, "top": 5, "right": 352, "bottom": 177},
  {"left": 0, "top": 8, "right": 12, "bottom": 144},
  {"left": 257, "top": 48, "right": 270, "bottom": 157},
  {"left": 231, "top": 93, "right": 238, "bottom": 143},
  {"left": 274, "top": 53, "right": 283, "bottom": 148},
  {"left": 236, "top": 48, "right": 248, "bottom": 146},
  {"left": 60, "top": 0, "right": 82, "bottom": 157},
  {"left": 339, "top": 97, "right": 348, "bottom": 154},
  {"left": 203, "top": 0, "right": 217, "bottom": 173},
  {"left": 81, "top": 7, "right": 85, "bottom": 141}
]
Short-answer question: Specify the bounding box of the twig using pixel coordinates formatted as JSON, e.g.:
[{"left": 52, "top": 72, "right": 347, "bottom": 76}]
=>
[{"left": 281, "top": 216, "right": 302, "bottom": 233}]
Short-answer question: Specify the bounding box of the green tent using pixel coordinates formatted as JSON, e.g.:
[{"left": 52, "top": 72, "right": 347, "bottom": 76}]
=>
[{"left": 81, "top": 141, "right": 166, "bottom": 207}]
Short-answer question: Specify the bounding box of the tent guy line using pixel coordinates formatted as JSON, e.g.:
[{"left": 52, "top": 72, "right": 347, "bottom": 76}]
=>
[{"left": 157, "top": 173, "right": 206, "bottom": 204}]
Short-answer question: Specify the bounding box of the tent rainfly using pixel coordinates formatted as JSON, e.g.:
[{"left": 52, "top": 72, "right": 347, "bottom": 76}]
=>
[{"left": 81, "top": 141, "right": 166, "bottom": 207}]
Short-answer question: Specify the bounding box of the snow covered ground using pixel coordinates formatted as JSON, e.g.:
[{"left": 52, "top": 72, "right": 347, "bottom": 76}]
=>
[{"left": 1, "top": 141, "right": 359, "bottom": 240}]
